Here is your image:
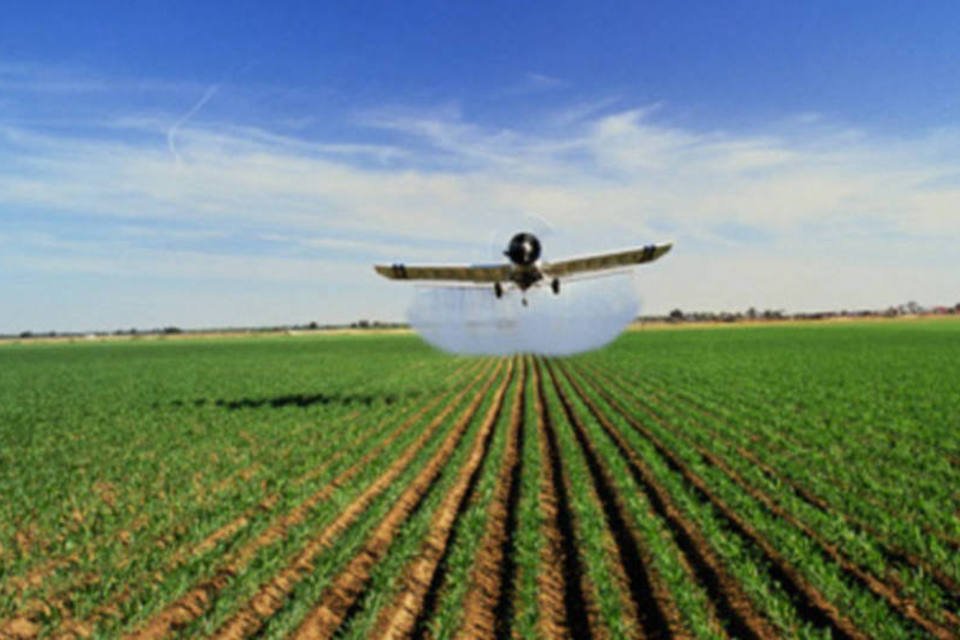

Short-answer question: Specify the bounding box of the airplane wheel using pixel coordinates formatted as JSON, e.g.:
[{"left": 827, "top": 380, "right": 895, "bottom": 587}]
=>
[
  {"left": 551, "top": 278, "right": 560, "bottom": 295},
  {"left": 494, "top": 282, "right": 503, "bottom": 299}
]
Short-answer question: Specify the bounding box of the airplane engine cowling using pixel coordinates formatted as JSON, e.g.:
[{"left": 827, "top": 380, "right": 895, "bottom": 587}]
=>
[{"left": 505, "top": 232, "right": 541, "bottom": 266}]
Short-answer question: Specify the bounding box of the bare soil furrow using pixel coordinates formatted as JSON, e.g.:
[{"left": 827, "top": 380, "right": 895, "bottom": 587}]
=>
[
  {"left": 76, "top": 391, "right": 448, "bottom": 633},
  {"left": 628, "top": 369, "right": 960, "bottom": 553},
  {"left": 124, "top": 360, "right": 497, "bottom": 640},
  {"left": 3, "top": 363, "right": 483, "bottom": 638},
  {"left": 50, "top": 373, "right": 469, "bottom": 639},
  {"left": 368, "top": 357, "right": 520, "bottom": 640},
  {"left": 531, "top": 359, "right": 597, "bottom": 640},
  {"left": 544, "top": 360, "right": 683, "bottom": 640},
  {"left": 457, "top": 357, "right": 527, "bottom": 640},
  {"left": 561, "top": 362, "right": 777, "bottom": 640},
  {"left": 654, "top": 390, "right": 960, "bottom": 611},
  {"left": 561, "top": 368, "right": 764, "bottom": 638},
  {"left": 573, "top": 363, "right": 868, "bottom": 640},
  {"left": 287, "top": 358, "right": 513, "bottom": 640},
  {"left": 679, "top": 433, "right": 957, "bottom": 638},
  {"left": 617, "top": 371, "right": 960, "bottom": 634},
  {"left": 2, "top": 462, "right": 256, "bottom": 605}
]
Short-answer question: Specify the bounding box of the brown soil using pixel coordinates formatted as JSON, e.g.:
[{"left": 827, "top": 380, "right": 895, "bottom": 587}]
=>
[
  {"left": 8, "top": 362, "right": 488, "bottom": 640},
  {"left": 205, "top": 361, "right": 506, "bottom": 640},
  {"left": 456, "top": 357, "right": 527, "bottom": 639},
  {"left": 731, "top": 441, "right": 960, "bottom": 611},
  {"left": 531, "top": 358, "right": 598, "bottom": 640},
  {"left": 677, "top": 428, "right": 958, "bottom": 638},
  {"left": 697, "top": 447, "right": 954, "bottom": 640},
  {"left": 125, "top": 361, "right": 498, "bottom": 640},
  {"left": 366, "top": 357, "right": 519, "bottom": 640},
  {"left": 571, "top": 363, "right": 868, "bottom": 640},
  {"left": 282, "top": 359, "right": 512, "bottom": 640},
  {"left": 625, "top": 372, "right": 960, "bottom": 632},
  {"left": 2, "top": 558, "right": 73, "bottom": 596},
  {"left": 630, "top": 368, "right": 960, "bottom": 556},
  {"left": 0, "top": 617, "right": 40, "bottom": 640},
  {"left": 545, "top": 360, "right": 689, "bottom": 640},
  {"left": 59, "top": 416, "right": 393, "bottom": 634}
]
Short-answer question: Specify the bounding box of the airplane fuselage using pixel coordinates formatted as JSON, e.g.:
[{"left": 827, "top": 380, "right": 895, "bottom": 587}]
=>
[
  {"left": 504, "top": 232, "right": 546, "bottom": 291},
  {"left": 509, "top": 264, "right": 543, "bottom": 291}
]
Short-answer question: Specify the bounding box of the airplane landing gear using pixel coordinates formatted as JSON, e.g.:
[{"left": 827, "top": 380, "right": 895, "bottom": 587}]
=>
[
  {"left": 522, "top": 297, "right": 528, "bottom": 307},
  {"left": 494, "top": 282, "right": 503, "bottom": 299},
  {"left": 551, "top": 278, "right": 560, "bottom": 295}
]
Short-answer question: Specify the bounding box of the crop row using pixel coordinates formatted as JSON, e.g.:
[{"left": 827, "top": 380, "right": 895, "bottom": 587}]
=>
[{"left": 3, "top": 324, "right": 958, "bottom": 639}]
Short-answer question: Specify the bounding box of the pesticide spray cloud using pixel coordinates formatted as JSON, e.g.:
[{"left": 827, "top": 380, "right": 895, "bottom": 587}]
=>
[{"left": 408, "top": 272, "right": 640, "bottom": 356}]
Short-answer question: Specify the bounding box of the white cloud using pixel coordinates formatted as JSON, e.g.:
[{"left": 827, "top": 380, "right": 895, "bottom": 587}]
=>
[{"left": 2, "top": 84, "right": 960, "bottom": 331}]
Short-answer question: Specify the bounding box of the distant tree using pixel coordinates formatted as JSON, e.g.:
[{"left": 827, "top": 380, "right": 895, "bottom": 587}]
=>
[
  {"left": 19, "top": 331, "right": 32, "bottom": 339},
  {"left": 162, "top": 326, "right": 182, "bottom": 335},
  {"left": 746, "top": 307, "right": 757, "bottom": 320},
  {"left": 668, "top": 308, "right": 684, "bottom": 322},
  {"left": 307, "top": 321, "right": 319, "bottom": 330}
]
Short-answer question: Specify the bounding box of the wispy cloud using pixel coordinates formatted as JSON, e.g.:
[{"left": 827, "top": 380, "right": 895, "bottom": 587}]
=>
[
  {"left": 2, "top": 66, "right": 960, "bottom": 330},
  {"left": 4, "top": 102, "right": 959, "bottom": 243}
]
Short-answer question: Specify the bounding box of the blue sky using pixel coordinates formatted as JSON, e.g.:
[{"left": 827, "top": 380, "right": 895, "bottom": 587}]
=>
[{"left": 2, "top": 2, "right": 959, "bottom": 332}]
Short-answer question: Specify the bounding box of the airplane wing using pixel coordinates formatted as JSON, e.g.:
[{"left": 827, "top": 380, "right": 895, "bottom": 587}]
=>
[
  {"left": 542, "top": 242, "right": 673, "bottom": 278},
  {"left": 374, "top": 263, "right": 512, "bottom": 283}
]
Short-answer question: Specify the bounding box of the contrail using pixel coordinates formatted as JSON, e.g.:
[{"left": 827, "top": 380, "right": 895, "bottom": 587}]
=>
[{"left": 167, "top": 83, "right": 220, "bottom": 164}]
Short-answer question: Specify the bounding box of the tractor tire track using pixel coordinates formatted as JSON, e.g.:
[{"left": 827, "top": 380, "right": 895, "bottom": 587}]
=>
[
  {"left": 570, "top": 363, "right": 869, "bottom": 640},
  {"left": 208, "top": 360, "right": 507, "bottom": 640},
  {"left": 367, "top": 357, "right": 520, "bottom": 640},
  {"left": 124, "top": 360, "right": 497, "bottom": 640},
  {"left": 531, "top": 358, "right": 596, "bottom": 640},
  {"left": 456, "top": 357, "right": 527, "bottom": 640},
  {"left": 544, "top": 360, "right": 685, "bottom": 640}
]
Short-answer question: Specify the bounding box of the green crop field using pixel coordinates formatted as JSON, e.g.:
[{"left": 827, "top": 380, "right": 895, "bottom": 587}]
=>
[{"left": 1, "top": 320, "right": 958, "bottom": 639}]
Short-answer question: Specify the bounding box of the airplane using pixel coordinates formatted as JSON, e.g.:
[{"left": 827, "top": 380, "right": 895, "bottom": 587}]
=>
[{"left": 374, "top": 232, "right": 672, "bottom": 306}]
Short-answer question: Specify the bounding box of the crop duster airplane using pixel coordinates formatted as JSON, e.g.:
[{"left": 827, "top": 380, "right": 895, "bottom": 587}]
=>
[{"left": 375, "top": 232, "right": 673, "bottom": 305}]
